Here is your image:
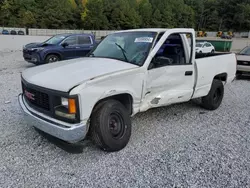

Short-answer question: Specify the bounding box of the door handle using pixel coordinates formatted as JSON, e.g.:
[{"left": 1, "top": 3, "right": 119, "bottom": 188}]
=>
[{"left": 185, "top": 71, "right": 193, "bottom": 76}]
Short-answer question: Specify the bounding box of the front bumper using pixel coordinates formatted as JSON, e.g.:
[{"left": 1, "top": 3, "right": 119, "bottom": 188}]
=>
[
  {"left": 23, "top": 51, "right": 43, "bottom": 64},
  {"left": 18, "top": 94, "right": 87, "bottom": 143}
]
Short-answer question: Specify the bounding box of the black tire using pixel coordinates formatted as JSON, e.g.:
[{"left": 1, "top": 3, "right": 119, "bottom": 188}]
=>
[
  {"left": 211, "top": 49, "right": 215, "bottom": 53},
  {"left": 236, "top": 71, "right": 243, "bottom": 79},
  {"left": 45, "top": 54, "right": 60, "bottom": 63},
  {"left": 201, "top": 79, "right": 224, "bottom": 110},
  {"left": 90, "top": 99, "right": 131, "bottom": 152}
]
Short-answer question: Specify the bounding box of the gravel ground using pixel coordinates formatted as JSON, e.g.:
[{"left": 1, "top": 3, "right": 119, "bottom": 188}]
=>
[{"left": 0, "top": 51, "right": 250, "bottom": 188}]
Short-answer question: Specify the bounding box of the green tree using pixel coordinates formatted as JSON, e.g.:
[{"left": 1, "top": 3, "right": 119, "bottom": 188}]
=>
[
  {"left": 1, "top": 0, "right": 250, "bottom": 31},
  {"left": 151, "top": 9, "right": 162, "bottom": 27},
  {"left": 81, "top": 0, "right": 109, "bottom": 29},
  {"left": 138, "top": 0, "right": 152, "bottom": 28}
]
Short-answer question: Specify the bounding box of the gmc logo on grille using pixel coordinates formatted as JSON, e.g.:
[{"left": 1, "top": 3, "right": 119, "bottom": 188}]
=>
[{"left": 24, "top": 90, "right": 35, "bottom": 100}]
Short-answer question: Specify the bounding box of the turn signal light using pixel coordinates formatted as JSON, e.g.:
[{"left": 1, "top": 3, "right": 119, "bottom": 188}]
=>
[{"left": 68, "top": 99, "right": 76, "bottom": 114}]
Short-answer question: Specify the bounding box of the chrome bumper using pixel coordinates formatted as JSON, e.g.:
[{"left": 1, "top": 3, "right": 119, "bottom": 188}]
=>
[{"left": 18, "top": 94, "right": 87, "bottom": 143}]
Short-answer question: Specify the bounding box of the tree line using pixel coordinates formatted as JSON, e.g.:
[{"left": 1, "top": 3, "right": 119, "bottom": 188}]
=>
[{"left": 0, "top": 0, "right": 250, "bottom": 31}]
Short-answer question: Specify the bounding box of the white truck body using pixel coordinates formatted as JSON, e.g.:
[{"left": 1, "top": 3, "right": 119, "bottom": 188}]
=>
[{"left": 19, "top": 28, "right": 236, "bottom": 151}]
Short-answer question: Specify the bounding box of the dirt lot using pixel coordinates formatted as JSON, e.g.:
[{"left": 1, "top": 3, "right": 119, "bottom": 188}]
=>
[{"left": 0, "top": 50, "right": 250, "bottom": 187}]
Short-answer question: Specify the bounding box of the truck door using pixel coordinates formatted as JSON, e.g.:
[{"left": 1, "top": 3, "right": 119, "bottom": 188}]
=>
[
  {"left": 61, "top": 35, "right": 78, "bottom": 59},
  {"left": 75, "top": 35, "right": 94, "bottom": 57},
  {"left": 140, "top": 31, "right": 196, "bottom": 111}
]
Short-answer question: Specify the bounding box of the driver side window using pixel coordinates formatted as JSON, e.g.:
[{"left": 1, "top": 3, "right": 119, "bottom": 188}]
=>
[
  {"left": 63, "top": 36, "right": 77, "bottom": 46},
  {"left": 149, "top": 33, "right": 188, "bottom": 69}
]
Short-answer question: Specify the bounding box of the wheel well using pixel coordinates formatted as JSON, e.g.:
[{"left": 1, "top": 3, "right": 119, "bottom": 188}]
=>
[
  {"left": 214, "top": 73, "right": 227, "bottom": 82},
  {"left": 93, "top": 94, "right": 133, "bottom": 115},
  {"left": 45, "top": 53, "right": 61, "bottom": 60}
]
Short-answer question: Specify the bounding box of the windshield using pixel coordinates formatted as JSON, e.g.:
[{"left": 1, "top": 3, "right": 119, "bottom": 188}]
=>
[
  {"left": 196, "top": 43, "right": 203, "bottom": 47},
  {"left": 89, "top": 31, "right": 157, "bottom": 66},
  {"left": 44, "top": 35, "right": 66, "bottom": 45},
  {"left": 239, "top": 46, "right": 250, "bottom": 55}
]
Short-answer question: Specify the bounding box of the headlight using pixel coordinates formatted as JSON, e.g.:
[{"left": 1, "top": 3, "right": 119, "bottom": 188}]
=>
[
  {"left": 61, "top": 97, "right": 69, "bottom": 106},
  {"left": 54, "top": 97, "right": 78, "bottom": 121},
  {"left": 31, "top": 47, "right": 44, "bottom": 52}
]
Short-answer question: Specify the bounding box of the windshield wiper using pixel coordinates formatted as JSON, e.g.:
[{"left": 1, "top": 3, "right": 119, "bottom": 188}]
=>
[{"left": 115, "top": 43, "right": 129, "bottom": 62}]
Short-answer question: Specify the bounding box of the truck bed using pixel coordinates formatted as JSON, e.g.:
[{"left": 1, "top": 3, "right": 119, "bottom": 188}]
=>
[{"left": 192, "top": 52, "right": 236, "bottom": 99}]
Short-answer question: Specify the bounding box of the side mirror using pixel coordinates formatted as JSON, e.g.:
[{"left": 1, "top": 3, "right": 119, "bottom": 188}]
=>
[{"left": 61, "top": 42, "right": 69, "bottom": 48}]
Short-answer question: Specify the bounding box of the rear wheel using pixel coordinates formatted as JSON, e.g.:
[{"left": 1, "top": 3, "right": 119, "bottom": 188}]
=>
[
  {"left": 211, "top": 49, "right": 215, "bottom": 53},
  {"left": 45, "top": 54, "right": 60, "bottom": 63},
  {"left": 90, "top": 99, "right": 131, "bottom": 152},
  {"left": 201, "top": 79, "right": 224, "bottom": 110}
]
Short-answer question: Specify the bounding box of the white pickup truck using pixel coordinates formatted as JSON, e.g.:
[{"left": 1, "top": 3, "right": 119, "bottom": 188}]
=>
[{"left": 19, "top": 28, "right": 236, "bottom": 152}]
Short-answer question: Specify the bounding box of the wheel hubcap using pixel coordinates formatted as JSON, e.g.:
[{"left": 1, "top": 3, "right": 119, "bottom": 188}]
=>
[
  {"left": 49, "top": 56, "right": 58, "bottom": 63},
  {"left": 108, "top": 112, "right": 125, "bottom": 139}
]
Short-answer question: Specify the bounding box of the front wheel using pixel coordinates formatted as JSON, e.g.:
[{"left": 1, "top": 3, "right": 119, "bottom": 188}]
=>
[
  {"left": 90, "top": 99, "right": 131, "bottom": 152},
  {"left": 201, "top": 79, "right": 224, "bottom": 110},
  {"left": 45, "top": 54, "right": 60, "bottom": 63}
]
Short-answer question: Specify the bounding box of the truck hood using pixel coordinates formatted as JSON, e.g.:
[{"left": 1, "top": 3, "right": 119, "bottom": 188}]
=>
[
  {"left": 22, "top": 57, "right": 139, "bottom": 92},
  {"left": 24, "top": 42, "right": 55, "bottom": 49}
]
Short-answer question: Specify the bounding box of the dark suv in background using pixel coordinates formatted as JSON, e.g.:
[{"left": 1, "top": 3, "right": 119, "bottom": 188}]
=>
[{"left": 23, "top": 33, "right": 96, "bottom": 65}]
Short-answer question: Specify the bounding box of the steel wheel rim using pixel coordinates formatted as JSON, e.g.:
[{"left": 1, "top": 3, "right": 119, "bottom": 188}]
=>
[
  {"left": 108, "top": 112, "right": 125, "bottom": 139},
  {"left": 49, "top": 56, "right": 58, "bottom": 63}
]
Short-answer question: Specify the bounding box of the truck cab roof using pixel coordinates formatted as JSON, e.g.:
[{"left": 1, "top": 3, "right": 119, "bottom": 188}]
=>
[{"left": 54, "top": 33, "right": 95, "bottom": 37}]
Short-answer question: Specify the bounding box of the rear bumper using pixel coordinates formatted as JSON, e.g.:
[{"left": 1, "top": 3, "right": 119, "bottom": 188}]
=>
[
  {"left": 18, "top": 94, "right": 87, "bottom": 143},
  {"left": 237, "top": 65, "right": 250, "bottom": 73}
]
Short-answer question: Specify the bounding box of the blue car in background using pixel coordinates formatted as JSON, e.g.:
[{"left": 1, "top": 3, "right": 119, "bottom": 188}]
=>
[
  {"left": 2, "top": 30, "right": 9, "bottom": 35},
  {"left": 23, "top": 33, "right": 96, "bottom": 65}
]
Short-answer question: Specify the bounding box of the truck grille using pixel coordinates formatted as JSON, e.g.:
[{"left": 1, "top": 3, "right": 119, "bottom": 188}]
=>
[
  {"left": 237, "top": 60, "right": 250, "bottom": 66},
  {"left": 22, "top": 82, "right": 50, "bottom": 111}
]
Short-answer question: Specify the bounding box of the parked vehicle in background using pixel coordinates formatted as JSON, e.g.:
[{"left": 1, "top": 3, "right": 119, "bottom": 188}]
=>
[
  {"left": 217, "top": 31, "right": 223, "bottom": 37},
  {"left": 197, "top": 31, "right": 207, "bottom": 37},
  {"left": 217, "top": 31, "right": 234, "bottom": 38},
  {"left": 236, "top": 46, "right": 250, "bottom": 76},
  {"left": 18, "top": 30, "right": 25, "bottom": 35},
  {"left": 2, "top": 30, "right": 9, "bottom": 35},
  {"left": 19, "top": 28, "right": 236, "bottom": 152},
  {"left": 227, "top": 31, "right": 234, "bottom": 38},
  {"left": 196, "top": 42, "right": 215, "bottom": 53},
  {"left": 10, "top": 30, "right": 17, "bottom": 35},
  {"left": 23, "top": 33, "right": 96, "bottom": 65},
  {"left": 221, "top": 33, "right": 232, "bottom": 39}
]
